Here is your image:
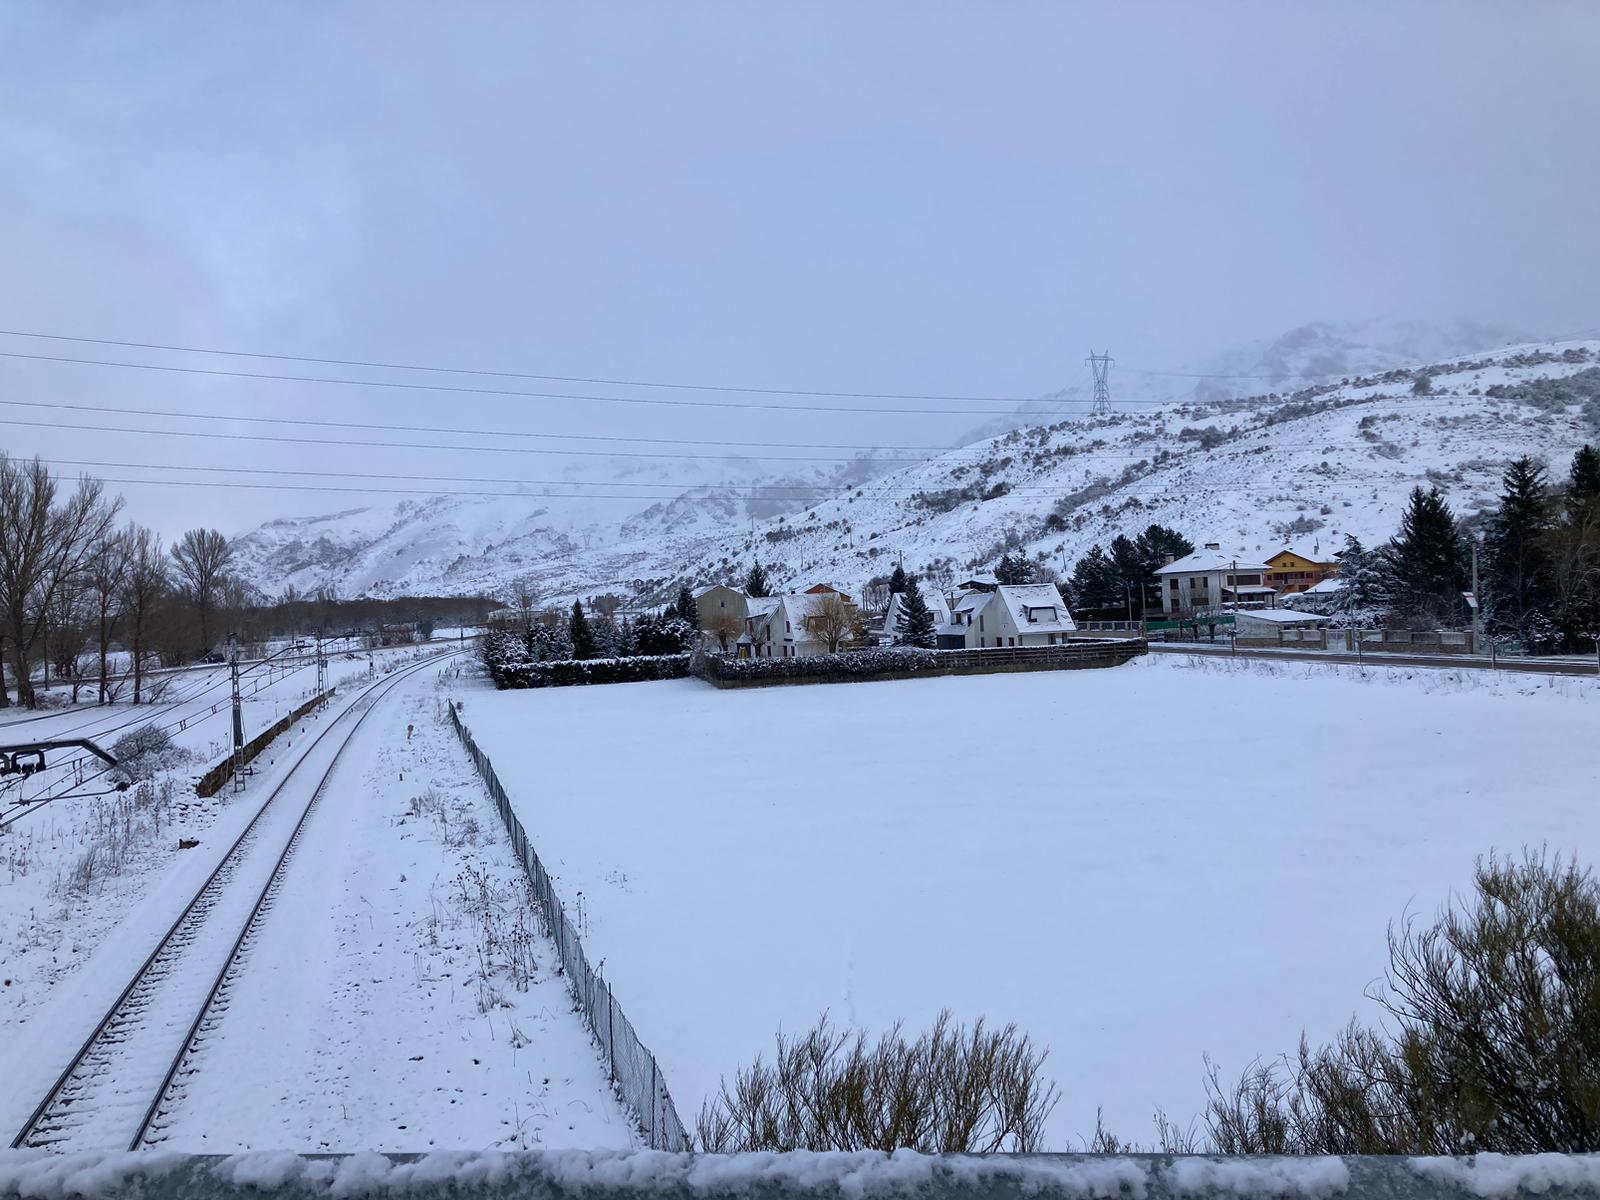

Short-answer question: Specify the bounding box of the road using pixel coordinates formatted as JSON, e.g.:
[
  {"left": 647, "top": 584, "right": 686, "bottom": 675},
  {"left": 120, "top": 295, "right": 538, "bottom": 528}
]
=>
[{"left": 1147, "top": 640, "right": 1600, "bottom": 677}]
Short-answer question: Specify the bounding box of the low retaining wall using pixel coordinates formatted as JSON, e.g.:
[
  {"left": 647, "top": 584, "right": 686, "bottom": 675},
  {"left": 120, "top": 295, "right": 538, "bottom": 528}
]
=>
[
  {"left": 699, "top": 639, "right": 1147, "bottom": 689},
  {"left": 194, "top": 689, "right": 334, "bottom": 798},
  {"left": 4, "top": 1150, "right": 1594, "bottom": 1200}
]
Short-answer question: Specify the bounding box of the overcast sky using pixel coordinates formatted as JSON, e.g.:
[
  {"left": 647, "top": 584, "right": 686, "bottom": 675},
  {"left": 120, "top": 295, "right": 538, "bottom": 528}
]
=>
[{"left": 1, "top": 2, "right": 1596, "bottom": 541}]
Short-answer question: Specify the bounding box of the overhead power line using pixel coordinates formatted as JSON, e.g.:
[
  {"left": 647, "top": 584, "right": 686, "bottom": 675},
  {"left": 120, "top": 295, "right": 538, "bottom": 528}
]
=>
[
  {"left": 0, "top": 328, "right": 1040, "bottom": 402},
  {"left": 0, "top": 396, "right": 950, "bottom": 454}
]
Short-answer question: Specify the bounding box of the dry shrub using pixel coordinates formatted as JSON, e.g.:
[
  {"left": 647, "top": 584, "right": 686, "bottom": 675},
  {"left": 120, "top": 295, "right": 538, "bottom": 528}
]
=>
[
  {"left": 1201, "top": 849, "right": 1600, "bottom": 1155},
  {"left": 696, "top": 1011, "right": 1057, "bottom": 1153}
]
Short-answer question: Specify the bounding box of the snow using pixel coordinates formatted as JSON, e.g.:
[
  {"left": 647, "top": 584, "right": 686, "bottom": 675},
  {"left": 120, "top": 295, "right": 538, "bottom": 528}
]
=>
[
  {"left": 1233, "top": 610, "right": 1332, "bottom": 626},
  {"left": 0, "top": 654, "right": 632, "bottom": 1152},
  {"left": 1409, "top": 1153, "right": 1600, "bottom": 1198},
  {"left": 1166, "top": 1158, "right": 1348, "bottom": 1198},
  {"left": 455, "top": 656, "right": 1600, "bottom": 1148}
]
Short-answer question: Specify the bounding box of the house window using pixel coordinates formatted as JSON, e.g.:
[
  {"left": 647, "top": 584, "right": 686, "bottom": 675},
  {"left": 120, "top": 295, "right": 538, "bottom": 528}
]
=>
[
  {"left": 1009, "top": 637, "right": 1016, "bottom": 647},
  {"left": 785, "top": 620, "right": 791, "bottom": 633},
  {"left": 978, "top": 615, "right": 984, "bottom": 631}
]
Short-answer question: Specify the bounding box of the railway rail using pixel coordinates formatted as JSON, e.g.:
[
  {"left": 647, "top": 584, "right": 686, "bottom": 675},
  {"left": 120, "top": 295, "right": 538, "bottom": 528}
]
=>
[{"left": 9, "top": 650, "right": 461, "bottom": 1152}]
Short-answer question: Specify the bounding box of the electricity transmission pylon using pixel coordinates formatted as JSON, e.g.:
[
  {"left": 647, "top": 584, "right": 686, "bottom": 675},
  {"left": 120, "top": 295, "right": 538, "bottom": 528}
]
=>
[{"left": 1087, "top": 350, "right": 1113, "bottom": 413}]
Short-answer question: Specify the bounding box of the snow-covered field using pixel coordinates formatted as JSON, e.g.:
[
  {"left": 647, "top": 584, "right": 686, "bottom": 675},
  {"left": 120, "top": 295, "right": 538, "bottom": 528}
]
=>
[{"left": 455, "top": 657, "right": 1600, "bottom": 1148}]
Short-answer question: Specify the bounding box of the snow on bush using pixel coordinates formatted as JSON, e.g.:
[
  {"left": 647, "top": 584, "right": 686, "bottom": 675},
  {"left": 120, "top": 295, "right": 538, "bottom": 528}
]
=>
[
  {"left": 111, "top": 723, "right": 185, "bottom": 782},
  {"left": 701, "top": 648, "right": 947, "bottom": 683},
  {"left": 482, "top": 630, "right": 690, "bottom": 689}
]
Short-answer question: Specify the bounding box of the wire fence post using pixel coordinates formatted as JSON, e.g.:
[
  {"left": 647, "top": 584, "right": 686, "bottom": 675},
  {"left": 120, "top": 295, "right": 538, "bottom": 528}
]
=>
[{"left": 608, "top": 982, "right": 616, "bottom": 1084}]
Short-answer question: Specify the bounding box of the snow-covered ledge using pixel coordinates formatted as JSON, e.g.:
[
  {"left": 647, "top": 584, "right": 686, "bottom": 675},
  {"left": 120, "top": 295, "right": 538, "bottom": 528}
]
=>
[{"left": 4, "top": 1151, "right": 1600, "bottom": 1200}]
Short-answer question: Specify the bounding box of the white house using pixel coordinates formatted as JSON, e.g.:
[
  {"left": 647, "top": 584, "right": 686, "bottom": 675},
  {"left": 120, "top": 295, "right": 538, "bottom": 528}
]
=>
[
  {"left": 1153, "top": 544, "right": 1275, "bottom": 615},
  {"left": 880, "top": 587, "right": 952, "bottom": 645},
  {"left": 939, "top": 584, "right": 1076, "bottom": 649},
  {"left": 736, "top": 591, "right": 860, "bottom": 658}
]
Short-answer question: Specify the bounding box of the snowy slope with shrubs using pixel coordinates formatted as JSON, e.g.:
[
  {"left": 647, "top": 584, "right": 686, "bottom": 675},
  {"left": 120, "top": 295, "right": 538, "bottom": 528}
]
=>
[{"left": 231, "top": 329, "right": 1599, "bottom": 605}]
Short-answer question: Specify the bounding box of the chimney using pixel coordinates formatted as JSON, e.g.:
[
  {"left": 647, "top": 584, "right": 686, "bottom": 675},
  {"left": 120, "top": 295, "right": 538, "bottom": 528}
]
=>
[
  {"left": 1204, "top": 542, "right": 1221, "bottom": 551},
  {"left": 1163, "top": 554, "right": 1176, "bottom": 565}
]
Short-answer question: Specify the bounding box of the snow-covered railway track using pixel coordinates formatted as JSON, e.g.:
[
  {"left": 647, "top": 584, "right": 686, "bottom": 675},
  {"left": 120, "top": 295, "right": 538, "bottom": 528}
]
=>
[{"left": 8, "top": 652, "right": 461, "bottom": 1153}]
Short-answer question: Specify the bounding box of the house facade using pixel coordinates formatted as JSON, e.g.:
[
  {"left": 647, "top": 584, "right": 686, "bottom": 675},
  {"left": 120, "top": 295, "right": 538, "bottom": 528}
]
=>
[
  {"left": 737, "top": 591, "right": 861, "bottom": 658},
  {"left": 1153, "top": 544, "right": 1275, "bottom": 615},
  {"left": 880, "top": 587, "right": 952, "bottom": 645},
  {"left": 938, "top": 584, "right": 1076, "bottom": 649},
  {"left": 1264, "top": 547, "right": 1339, "bottom": 595}
]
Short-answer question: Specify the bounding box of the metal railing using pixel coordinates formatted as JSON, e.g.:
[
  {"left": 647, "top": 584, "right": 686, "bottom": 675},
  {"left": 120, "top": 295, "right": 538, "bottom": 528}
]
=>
[
  {"left": 5, "top": 1151, "right": 1597, "bottom": 1199},
  {"left": 446, "top": 703, "right": 692, "bottom": 1151}
]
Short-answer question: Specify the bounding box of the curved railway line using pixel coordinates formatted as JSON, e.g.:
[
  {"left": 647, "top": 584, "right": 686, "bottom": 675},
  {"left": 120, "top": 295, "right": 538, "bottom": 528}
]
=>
[{"left": 9, "top": 649, "right": 463, "bottom": 1152}]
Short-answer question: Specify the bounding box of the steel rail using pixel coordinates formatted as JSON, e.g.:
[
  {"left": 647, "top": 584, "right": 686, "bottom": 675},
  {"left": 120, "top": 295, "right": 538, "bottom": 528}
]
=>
[{"left": 8, "top": 651, "right": 461, "bottom": 1151}]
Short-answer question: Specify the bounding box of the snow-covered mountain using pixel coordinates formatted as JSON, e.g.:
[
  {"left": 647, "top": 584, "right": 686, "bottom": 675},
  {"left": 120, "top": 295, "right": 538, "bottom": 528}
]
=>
[{"left": 231, "top": 322, "right": 1597, "bottom": 606}]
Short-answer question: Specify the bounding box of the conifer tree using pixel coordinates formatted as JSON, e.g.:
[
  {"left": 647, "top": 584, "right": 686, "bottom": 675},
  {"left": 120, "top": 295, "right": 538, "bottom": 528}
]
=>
[
  {"left": 569, "top": 599, "right": 597, "bottom": 660},
  {"left": 889, "top": 563, "right": 910, "bottom": 595},
  {"left": 1067, "top": 545, "right": 1122, "bottom": 611},
  {"left": 744, "top": 560, "right": 770, "bottom": 598},
  {"left": 994, "top": 553, "right": 1035, "bottom": 585},
  {"left": 675, "top": 584, "right": 699, "bottom": 627},
  {"left": 894, "top": 585, "right": 938, "bottom": 648},
  {"left": 1571, "top": 445, "right": 1600, "bottom": 504},
  {"left": 1482, "top": 457, "right": 1555, "bottom": 646},
  {"left": 1386, "top": 487, "right": 1467, "bottom": 624}
]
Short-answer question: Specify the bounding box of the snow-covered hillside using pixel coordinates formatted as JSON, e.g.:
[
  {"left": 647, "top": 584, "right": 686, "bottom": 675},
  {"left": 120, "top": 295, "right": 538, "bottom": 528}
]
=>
[{"left": 230, "top": 328, "right": 1598, "bottom": 605}]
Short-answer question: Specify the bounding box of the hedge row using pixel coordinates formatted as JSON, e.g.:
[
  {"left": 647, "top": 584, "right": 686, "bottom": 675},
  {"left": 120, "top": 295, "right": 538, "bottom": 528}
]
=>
[
  {"left": 489, "top": 652, "right": 692, "bottom": 689},
  {"left": 699, "top": 647, "right": 946, "bottom": 683}
]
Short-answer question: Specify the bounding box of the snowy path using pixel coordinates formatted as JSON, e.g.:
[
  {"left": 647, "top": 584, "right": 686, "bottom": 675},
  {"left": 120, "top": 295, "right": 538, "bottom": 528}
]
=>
[
  {"left": 157, "top": 670, "right": 634, "bottom": 1152},
  {"left": 4, "top": 654, "right": 458, "bottom": 1151}
]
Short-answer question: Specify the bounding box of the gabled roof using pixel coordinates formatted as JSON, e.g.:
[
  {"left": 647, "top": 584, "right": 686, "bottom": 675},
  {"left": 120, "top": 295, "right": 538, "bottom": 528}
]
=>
[
  {"left": 1266, "top": 545, "right": 1336, "bottom": 566},
  {"left": 952, "top": 590, "right": 995, "bottom": 616},
  {"left": 883, "top": 587, "right": 953, "bottom": 637},
  {"left": 1154, "top": 548, "right": 1272, "bottom": 575},
  {"left": 694, "top": 584, "right": 746, "bottom": 599},
  {"left": 993, "top": 584, "right": 1076, "bottom": 634}
]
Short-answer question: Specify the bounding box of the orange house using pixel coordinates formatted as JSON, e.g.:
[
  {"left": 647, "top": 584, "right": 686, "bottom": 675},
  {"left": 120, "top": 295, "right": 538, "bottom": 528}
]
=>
[{"left": 1265, "top": 547, "right": 1339, "bottom": 594}]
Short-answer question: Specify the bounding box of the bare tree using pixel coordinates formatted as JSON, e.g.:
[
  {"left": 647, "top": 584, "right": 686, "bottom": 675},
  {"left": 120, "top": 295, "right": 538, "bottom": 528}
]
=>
[
  {"left": 703, "top": 607, "right": 743, "bottom": 652},
  {"left": 88, "top": 528, "right": 133, "bottom": 703},
  {"left": 120, "top": 527, "right": 168, "bottom": 703},
  {"left": 170, "top": 528, "right": 234, "bottom": 656},
  {"left": 0, "top": 456, "right": 121, "bottom": 707},
  {"left": 807, "top": 593, "right": 861, "bottom": 654}
]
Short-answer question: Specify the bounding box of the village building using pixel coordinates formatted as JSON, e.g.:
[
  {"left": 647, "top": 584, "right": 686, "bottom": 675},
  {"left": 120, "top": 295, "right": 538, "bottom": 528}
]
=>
[
  {"left": 1264, "top": 546, "right": 1340, "bottom": 595},
  {"left": 937, "top": 583, "right": 1076, "bottom": 649},
  {"left": 880, "top": 587, "right": 952, "bottom": 645},
  {"left": 1153, "top": 544, "right": 1275, "bottom": 615},
  {"left": 736, "top": 591, "right": 861, "bottom": 659}
]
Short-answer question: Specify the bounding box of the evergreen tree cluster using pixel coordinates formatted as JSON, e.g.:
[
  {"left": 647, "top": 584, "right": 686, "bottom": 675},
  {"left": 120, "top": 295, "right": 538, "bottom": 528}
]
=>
[
  {"left": 892, "top": 583, "right": 938, "bottom": 649},
  {"left": 1325, "top": 447, "right": 1600, "bottom": 651},
  {"left": 1066, "top": 524, "right": 1194, "bottom": 614},
  {"left": 993, "top": 553, "right": 1036, "bottom": 585}
]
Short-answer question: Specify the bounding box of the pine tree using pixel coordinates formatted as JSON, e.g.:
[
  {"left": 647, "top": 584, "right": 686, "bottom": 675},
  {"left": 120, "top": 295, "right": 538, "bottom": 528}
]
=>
[
  {"left": 889, "top": 563, "right": 910, "bottom": 595},
  {"left": 1386, "top": 487, "right": 1468, "bottom": 624},
  {"left": 675, "top": 585, "right": 699, "bottom": 628},
  {"left": 894, "top": 586, "right": 938, "bottom": 648},
  {"left": 1482, "top": 457, "right": 1555, "bottom": 647},
  {"left": 1571, "top": 445, "right": 1600, "bottom": 504},
  {"left": 569, "top": 600, "right": 597, "bottom": 660},
  {"left": 1333, "top": 535, "right": 1395, "bottom": 619},
  {"left": 744, "top": 560, "right": 770, "bottom": 598},
  {"left": 994, "top": 552, "right": 1035, "bottom": 585},
  {"left": 1067, "top": 545, "right": 1123, "bottom": 612}
]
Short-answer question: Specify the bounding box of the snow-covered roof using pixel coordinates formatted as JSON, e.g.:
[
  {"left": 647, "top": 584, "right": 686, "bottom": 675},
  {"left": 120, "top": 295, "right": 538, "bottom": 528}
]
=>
[
  {"left": 1235, "top": 609, "right": 1333, "bottom": 625},
  {"left": 745, "top": 596, "right": 782, "bottom": 618},
  {"left": 952, "top": 590, "right": 994, "bottom": 616},
  {"left": 694, "top": 584, "right": 744, "bottom": 599},
  {"left": 1303, "top": 577, "right": 1347, "bottom": 595},
  {"left": 883, "top": 587, "right": 953, "bottom": 638},
  {"left": 1154, "top": 548, "right": 1272, "bottom": 575},
  {"left": 994, "top": 584, "right": 1076, "bottom": 634},
  {"left": 1267, "top": 545, "right": 1336, "bottom": 565}
]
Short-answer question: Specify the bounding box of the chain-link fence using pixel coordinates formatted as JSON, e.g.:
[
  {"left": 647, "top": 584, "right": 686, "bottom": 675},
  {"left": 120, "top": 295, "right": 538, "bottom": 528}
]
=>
[{"left": 447, "top": 703, "right": 692, "bottom": 1151}]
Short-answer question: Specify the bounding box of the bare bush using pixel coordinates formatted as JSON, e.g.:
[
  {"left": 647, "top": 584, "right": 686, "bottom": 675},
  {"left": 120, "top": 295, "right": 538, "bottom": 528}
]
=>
[
  {"left": 112, "top": 722, "right": 181, "bottom": 782},
  {"left": 1196, "top": 849, "right": 1600, "bottom": 1155},
  {"left": 696, "top": 1011, "right": 1058, "bottom": 1153}
]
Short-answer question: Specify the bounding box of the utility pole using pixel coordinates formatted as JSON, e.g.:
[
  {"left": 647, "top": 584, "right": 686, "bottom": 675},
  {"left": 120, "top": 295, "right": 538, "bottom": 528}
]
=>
[
  {"left": 1230, "top": 559, "right": 1238, "bottom": 655},
  {"left": 229, "top": 633, "right": 245, "bottom": 793},
  {"left": 1087, "top": 350, "right": 1113, "bottom": 414},
  {"left": 315, "top": 632, "right": 328, "bottom": 703},
  {"left": 1470, "top": 538, "right": 1484, "bottom": 656}
]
